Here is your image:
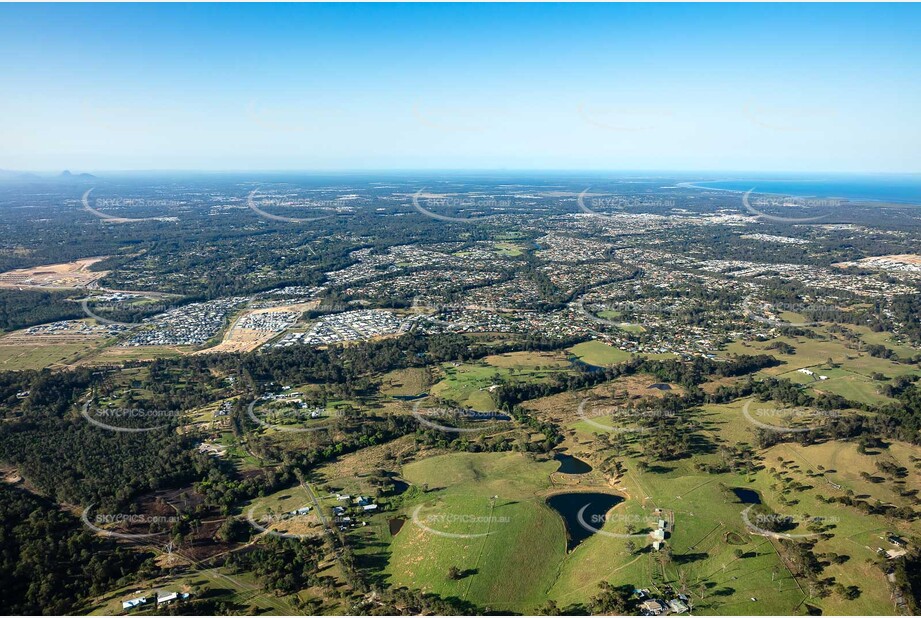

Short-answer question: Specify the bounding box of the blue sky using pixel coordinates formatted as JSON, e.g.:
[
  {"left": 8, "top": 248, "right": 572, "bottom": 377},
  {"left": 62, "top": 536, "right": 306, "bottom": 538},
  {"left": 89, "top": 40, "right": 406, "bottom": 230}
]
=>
[{"left": 1, "top": 3, "right": 919, "bottom": 172}]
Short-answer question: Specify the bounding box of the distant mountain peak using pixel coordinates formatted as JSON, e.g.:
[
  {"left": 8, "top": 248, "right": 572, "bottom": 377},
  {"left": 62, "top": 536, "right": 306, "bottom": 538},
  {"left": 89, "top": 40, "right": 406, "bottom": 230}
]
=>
[{"left": 59, "top": 170, "right": 96, "bottom": 179}]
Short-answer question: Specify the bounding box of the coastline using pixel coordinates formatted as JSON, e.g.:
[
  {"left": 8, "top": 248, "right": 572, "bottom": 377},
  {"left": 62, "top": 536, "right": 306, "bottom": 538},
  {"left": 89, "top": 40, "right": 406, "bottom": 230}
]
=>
[{"left": 677, "top": 180, "right": 921, "bottom": 206}]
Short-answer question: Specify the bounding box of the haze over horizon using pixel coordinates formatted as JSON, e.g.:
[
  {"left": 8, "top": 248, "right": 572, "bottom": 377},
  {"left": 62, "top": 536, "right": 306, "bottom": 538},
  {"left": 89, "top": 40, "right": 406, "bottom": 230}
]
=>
[{"left": 1, "top": 3, "right": 919, "bottom": 173}]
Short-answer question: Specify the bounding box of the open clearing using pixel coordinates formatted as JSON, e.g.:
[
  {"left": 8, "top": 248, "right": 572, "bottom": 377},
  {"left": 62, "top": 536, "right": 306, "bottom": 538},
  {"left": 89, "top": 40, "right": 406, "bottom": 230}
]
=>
[
  {"left": 406, "top": 374, "right": 921, "bottom": 615},
  {"left": 727, "top": 329, "right": 920, "bottom": 405},
  {"left": 385, "top": 452, "right": 569, "bottom": 613},
  {"left": 379, "top": 367, "right": 432, "bottom": 397},
  {"left": 83, "top": 556, "right": 311, "bottom": 616},
  {"left": 568, "top": 340, "right": 634, "bottom": 366},
  {"left": 0, "top": 257, "right": 109, "bottom": 289},
  {"left": 75, "top": 343, "right": 188, "bottom": 365},
  {"left": 429, "top": 352, "right": 574, "bottom": 411},
  {"left": 0, "top": 327, "right": 108, "bottom": 370},
  {"left": 525, "top": 374, "right": 685, "bottom": 429},
  {"left": 382, "top": 445, "right": 816, "bottom": 615},
  {"left": 558, "top": 392, "right": 921, "bottom": 615}
]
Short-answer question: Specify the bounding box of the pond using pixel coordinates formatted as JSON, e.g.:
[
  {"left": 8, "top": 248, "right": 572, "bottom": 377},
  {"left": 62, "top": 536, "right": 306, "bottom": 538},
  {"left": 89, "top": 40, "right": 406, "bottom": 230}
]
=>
[
  {"left": 546, "top": 492, "right": 625, "bottom": 551},
  {"left": 554, "top": 453, "right": 593, "bottom": 474},
  {"left": 388, "top": 517, "right": 406, "bottom": 536},
  {"left": 390, "top": 479, "right": 409, "bottom": 495},
  {"left": 731, "top": 487, "right": 762, "bottom": 505}
]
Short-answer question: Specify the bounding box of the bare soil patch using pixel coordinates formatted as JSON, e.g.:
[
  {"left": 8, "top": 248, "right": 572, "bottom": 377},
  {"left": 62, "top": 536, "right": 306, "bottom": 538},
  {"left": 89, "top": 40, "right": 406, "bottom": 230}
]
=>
[{"left": 0, "top": 257, "right": 109, "bottom": 289}]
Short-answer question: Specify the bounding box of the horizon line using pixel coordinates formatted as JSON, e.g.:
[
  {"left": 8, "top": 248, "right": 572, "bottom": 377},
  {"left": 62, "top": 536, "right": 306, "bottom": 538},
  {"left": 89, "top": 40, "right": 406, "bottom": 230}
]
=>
[{"left": 4, "top": 168, "right": 920, "bottom": 177}]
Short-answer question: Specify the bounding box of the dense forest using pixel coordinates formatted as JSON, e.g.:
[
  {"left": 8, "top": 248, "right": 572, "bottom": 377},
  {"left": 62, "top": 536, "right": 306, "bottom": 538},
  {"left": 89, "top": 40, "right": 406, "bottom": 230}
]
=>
[
  {"left": 0, "top": 484, "right": 152, "bottom": 615},
  {"left": 0, "top": 289, "right": 85, "bottom": 332}
]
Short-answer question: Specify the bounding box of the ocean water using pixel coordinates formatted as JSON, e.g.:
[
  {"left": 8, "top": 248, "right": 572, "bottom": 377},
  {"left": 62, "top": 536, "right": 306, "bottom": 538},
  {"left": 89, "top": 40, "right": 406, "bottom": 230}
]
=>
[{"left": 689, "top": 175, "right": 921, "bottom": 205}]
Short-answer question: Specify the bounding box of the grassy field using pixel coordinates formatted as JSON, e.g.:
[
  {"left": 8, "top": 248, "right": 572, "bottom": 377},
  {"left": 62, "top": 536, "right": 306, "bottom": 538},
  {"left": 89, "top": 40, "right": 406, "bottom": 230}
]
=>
[
  {"left": 595, "top": 312, "right": 648, "bottom": 334},
  {"left": 850, "top": 325, "right": 920, "bottom": 360},
  {"left": 756, "top": 439, "right": 917, "bottom": 615},
  {"left": 385, "top": 452, "right": 568, "bottom": 613},
  {"left": 561, "top": 400, "right": 799, "bottom": 613},
  {"left": 379, "top": 367, "right": 431, "bottom": 396},
  {"left": 245, "top": 483, "right": 315, "bottom": 520},
  {"left": 767, "top": 439, "right": 921, "bottom": 518},
  {"left": 484, "top": 350, "right": 571, "bottom": 369},
  {"left": 429, "top": 352, "right": 573, "bottom": 411},
  {"left": 559, "top": 392, "right": 920, "bottom": 615},
  {"left": 0, "top": 339, "right": 103, "bottom": 369},
  {"left": 496, "top": 376, "right": 921, "bottom": 616},
  {"left": 726, "top": 330, "right": 920, "bottom": 406},
  {"left": 83, "top": 551, "right": 311, "bottom": 615},
  {"left": 78, "top": 344, "right": 188, "bottom": 365},
  {"left": 547, "top": 475, "right": 807, "bottom": 615},
  {"left": 568, "top": 340, "right": 634, "bottom": 367},
  {"left": 493, "top": 242, "right": 525, "bottom": 257},
  {"left": 382, "top": 442, "right": 860, "bottom": 614},
  {"left": 523, "top": 375, "right": 685, "bottom": 431}
]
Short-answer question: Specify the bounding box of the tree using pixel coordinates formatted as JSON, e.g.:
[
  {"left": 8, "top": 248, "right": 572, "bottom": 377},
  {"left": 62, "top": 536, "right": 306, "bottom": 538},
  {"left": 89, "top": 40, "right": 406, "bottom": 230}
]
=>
[
  {"left": 448, "top": 566, "right": 462, "bottom": 580},
  {"left": 216, "top": 517, "right": 250, "bottom": 543},
  {"left": 538, "top": 600, "right": 560, "bottom": 615},
  {"left": 656, "top": 544, "right": 674, "bottom": 579},
  {"left": 589, "top": 581, "right": 636, "bottom": 615}
]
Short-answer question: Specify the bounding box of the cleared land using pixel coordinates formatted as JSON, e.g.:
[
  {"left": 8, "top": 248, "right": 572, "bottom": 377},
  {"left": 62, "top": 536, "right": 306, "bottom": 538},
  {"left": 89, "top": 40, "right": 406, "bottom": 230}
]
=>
[
  {"left": 526, "top": 374, "right": 685, "bottom": 429},
  {"left": 385, "top": 452, "right": 570, "bottom": 613},
  {"left": 0, "top": 257, "right": 109, "bottom": 289},
  {"left": 379, "top": 367, "right": 432, "bottom": 397},
  {"left": 727, "top": 329, "right": 920, "bottom": 406},
  {"left": 0, "top": 326, "right": 109, "bottom": 370},
  {"left": 429, "top": 351, "right": 573, "bottom": 411},
  {"left": 75, "top": 344, "right": 188, "bottom": 365},
  {"left": 559, "top": 391, "right": 921, "bottom": 615},
  {"left": 568, "top": 340, "right": 634, "bottom": 366}
]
